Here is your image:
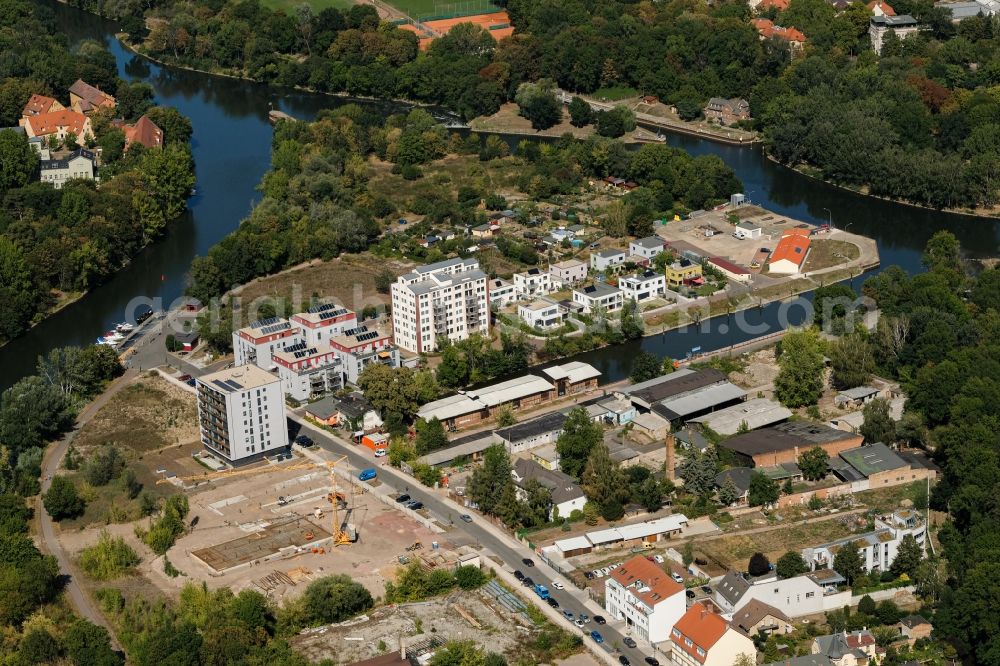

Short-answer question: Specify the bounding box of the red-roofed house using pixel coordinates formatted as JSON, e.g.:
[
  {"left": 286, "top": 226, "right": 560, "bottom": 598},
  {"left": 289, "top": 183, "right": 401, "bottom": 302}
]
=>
[
  {"left": 759, "top": 0, "right": 790, "bottom": 10},
  {"left": 767, "top": 231, "right": 811, "bottom": 274},
  {"left": 121, "top": 115, "right": 164, "bottom": 149},
  {"left": 669, "top": 602, "right": 756, "bottom": 666},
  {"left": 868, "top": 0, "right": 895, "bottom": 15},
  {"left": 752, "top": 18, "right": 808, "bottom": 47},
  {"left": 604, "top": 555, "right": 686, "bottom": 643},
  {"left": 21, "top": 94, "right": 64, "bottom": 118},
  {"left": 69, "top": 79, "right": 116, "bottom": 114},
  {"left": 21, "top": 109, "right": 94, "bottom": 142}
]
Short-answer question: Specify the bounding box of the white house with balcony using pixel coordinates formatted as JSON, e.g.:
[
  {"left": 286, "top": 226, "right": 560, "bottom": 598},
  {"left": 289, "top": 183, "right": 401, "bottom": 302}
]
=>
[
  {"left": 519, "top": 298, "right": 565, "bottom": 330},
  {"left": 513, "top": 267, "right": 554, "bottom": 298},
  {"left": 619, "top": 271, "right": 667, "bottom": 303},
  {"left": 573, "top": 282, "right": 624, "bottom": 313},
  {"left": 629, "top": 236, "right": 666, "bottom": 259},
  {"left": 604, "top": 554, "right": 686, "bottom": 644},
  {"left": 802, "top": 510, "right": 925, "bottom": 574},
  {"left": 591, "top": 248, "right": 627, "bottom": 272}
]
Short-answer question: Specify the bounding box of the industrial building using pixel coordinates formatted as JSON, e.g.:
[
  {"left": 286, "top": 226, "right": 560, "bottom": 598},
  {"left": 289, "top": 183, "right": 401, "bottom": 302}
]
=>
[{"left": 718, "top": 422, "right": 863, "bottom": 467}]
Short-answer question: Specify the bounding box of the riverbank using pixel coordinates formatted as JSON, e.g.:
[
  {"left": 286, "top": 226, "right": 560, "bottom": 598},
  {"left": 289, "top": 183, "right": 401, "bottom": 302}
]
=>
[{"left": 468, "top": 103, "right": 663, "bottom": 144}]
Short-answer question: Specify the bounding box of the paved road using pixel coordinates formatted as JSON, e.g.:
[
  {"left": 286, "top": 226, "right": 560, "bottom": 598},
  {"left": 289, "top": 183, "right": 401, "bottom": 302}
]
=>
[{"left": 289, "top": 413, "right": 665, "bottom": 666}]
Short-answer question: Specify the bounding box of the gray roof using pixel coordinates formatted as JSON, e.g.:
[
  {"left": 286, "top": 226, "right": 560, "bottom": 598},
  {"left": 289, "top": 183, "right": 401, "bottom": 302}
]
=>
[
  {"left": 715, "top": 467, "right": 754, "bottom": 494},
  {"left": 494, "top": 411, "right": 568, "bottom": 444},
  {"left": 871, "top": 13, "right": 918, "bottom": 25},
  {"left": 420, "top": 433, "right": 495, "bottom": 467},
  {"left": 305, "top": 395, "right": 340, "bottom": 420},
  {"left": 631, "top": 236, "right": 665, "bottom": 249},
  {"left": 715, "top": 571, "right": 751, "bottom": 606},
  {"left": 407, "top": 269, "right": 487, "bottom": 295},
  {"left": 690, "top": 398, "right": 792, "bottom": 435},
  {"left": 763, "top": 656, "right": 833, "bottom": 666},
  {"left": 814, "top": 631, "right": 876, "bottom": 660},
  {"left": 654, "top": 382, "right": 746, "bottom": 421},
  {"left": 40, "top": 148, "right": 95, "bottom": 171},
  {"left": 578, "top": 282, "right": 621, "bottom": 298},
  {"left": 719, "top": 422, "right": 857, "bottom": 458},
  {"left": 413, "top": 257, "right": 477, "bottom": 275},
  {"left": 839, "top": 442, "right": 908, "bottom": 477},
  {"left": 732, "top": 599, "right": 792, "bottom": 637},
  {"left": 595, "top": 248, "right": 626, "bottom": 258},
  {"left": 628, "top": 369, "right": 727, "bottom": 408},
  {"left": 512, "top": 458, "right": 585, "bottom": 504},
  {"left": 837, "top": 385, "right": 879, "bottom": 401}
]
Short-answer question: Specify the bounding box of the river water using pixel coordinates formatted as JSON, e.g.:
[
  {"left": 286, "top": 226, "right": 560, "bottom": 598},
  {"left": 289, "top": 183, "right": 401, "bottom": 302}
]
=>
[{"left": 2, "top": 0, "right": 998, "bottom": 389}]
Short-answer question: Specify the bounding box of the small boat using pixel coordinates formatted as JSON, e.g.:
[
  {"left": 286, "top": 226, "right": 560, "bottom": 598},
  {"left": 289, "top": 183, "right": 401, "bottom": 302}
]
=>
[
  {"left": 268, "top": 109, "right": 296, "bottom": 124},
  {"left": 136, "top": 308, "right": 154, "bottom": 324},
  {"left": 101, "top": 330, "right": 125, "bottom": 343},
  {"left": 116, "top": 322, "right": 134, "bottom": 333},
  {"left": 96, "top": 337, "right": 116, "bottom": 346}
]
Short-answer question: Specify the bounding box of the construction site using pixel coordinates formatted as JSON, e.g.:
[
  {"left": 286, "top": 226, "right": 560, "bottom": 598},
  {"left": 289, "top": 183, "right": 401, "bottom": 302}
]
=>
[{"left": 146, "top": 456, "right": 454, "bottom": 600}]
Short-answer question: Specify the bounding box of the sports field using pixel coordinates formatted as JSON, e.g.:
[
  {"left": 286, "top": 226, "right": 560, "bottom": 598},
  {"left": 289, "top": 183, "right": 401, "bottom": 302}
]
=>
[
  {"left": 261, "top": 0, "right": 355, "bottom": 12},
  {"left": 387, "top": 0, "right": 497, "bottom": 19}
]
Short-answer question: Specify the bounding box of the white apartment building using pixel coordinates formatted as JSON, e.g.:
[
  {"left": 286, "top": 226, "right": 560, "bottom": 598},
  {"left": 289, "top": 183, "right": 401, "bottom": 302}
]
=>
[
  {"left": 670, "top": 603, "right": 756, "bottom": 666},
  {"left": 391, "top": 258, "right": 490, "bottom": 353},
  {"left": 489, "top": 278, "right": 516, "bottom": 306},
  {"left": 272, "top": 343, "right": 343, "bottom": 402},
  {"left": 714, "top": 569, "right": 851, "bottom": 618},
  {"left": 196, "top": 365, "right": 288, "bottom": 465},
  {"left": 802, "top": 510, "right": 925, "bottom": 574},
  {"left": 39, "top": 148, "right": 96, "bottom": 189},
  {"left": 591, "top": 248, "right": 627, "bottom": 272},
  {"left": 619, "top": 271, "right": 667, "bottom": 303},
  {"left": 573, "top": 282, "right": 624, "bottom": 313},
  {"left": 291, "top": 303, "right": 358, "bottom": 346},
  {"left": 629, "top": 236, "right": 666, "bottom": 260},
  {"left": 328, "top": 325, "right": 399, "bottom": 384},
  {"left": 513, "top": 267, "right": 554, "bottom": 298},
  {"left": 550, "top": 259, "right": 588, "bottom": 287},
  {"left": 604, "top": 554, "right": 686, "bottom": 644},
  {"left": 519, "top": 298, "right": 564, "bottom": 330},
  {"left": 232, "top": 317, "right": 302, "bottom": 370}
]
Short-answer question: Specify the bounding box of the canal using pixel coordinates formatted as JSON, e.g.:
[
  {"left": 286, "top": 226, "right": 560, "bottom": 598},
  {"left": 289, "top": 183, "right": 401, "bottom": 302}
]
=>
[{"left": 2, "top": 0, "right": 999, "bottom": 389}]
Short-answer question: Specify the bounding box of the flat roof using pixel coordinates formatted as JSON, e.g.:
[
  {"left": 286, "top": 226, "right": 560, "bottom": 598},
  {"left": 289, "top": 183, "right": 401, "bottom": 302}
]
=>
[
  {"left": 625, "top": 369, "right": 727, "bottom": 408},
  {"left": 494, "top": 411, "right": 568, "bottom": 443},
  {"left": 689, "top": 398, "right": 792, "bottom": 435},
  {"left": 708, "top": 256, "right": 750, "bottom": 275},
  {"left": 720, "top": 421, "right": 857, "bottom": 457},
  {"left": 587, "top": 514, "right": 689, "bottom": 545},
  {"left": 420, "top": 433, "right": 495, "bottom": 466},
  {"left": 631, "top": 236, "right": 665, "bottom": 249},
  {"left": 199, "top": 364, "right": 280, "bottom": 393},
  {"left": 236, "top": 316, "right": 294, "bottom": 339},
  {"left": 837, "top": 386, "right": 880, "bottom": 400},
  {"left": 292, "top": 303, "right": 353, "bottom": 325},
  {"left": 542, "top": 361, "right": 601, "bottom": 384},
  {"left": 553, "top": 258, "right": 585, "bottom": 268},
  {"left": 577, "top": 282, "right": 622, "bottom": 298},
  {"left": 520, "top": 298, "right": 559, "bottom": 311},
  {"left": 839, "top": 442, "right": 908, "bottom": 476},
  {"left": 632, "top": 411, "right": 670, "bottom": 431},
  {"left": 554, "top": 535, "right": 591, "bottom": 552},
  {"left": 416, "top": 374, "right": 554, "bottom": 421},
  {"left": 595, "top": 248, "right": 626, "bottom": 258},
  {"left": 655, "top": 382, "right": 746, "bottom": 420}
]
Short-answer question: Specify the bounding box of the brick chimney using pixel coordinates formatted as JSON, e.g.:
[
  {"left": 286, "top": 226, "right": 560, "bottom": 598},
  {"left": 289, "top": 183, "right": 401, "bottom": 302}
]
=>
[{"left": 665, "top": 432, "right": 676, "bottom": 481}]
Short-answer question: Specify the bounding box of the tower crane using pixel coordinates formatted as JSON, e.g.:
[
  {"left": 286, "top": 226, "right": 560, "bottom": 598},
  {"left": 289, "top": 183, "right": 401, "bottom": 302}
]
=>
[{"left": 157, "top": 455, "right": 355, "bottom": 546}]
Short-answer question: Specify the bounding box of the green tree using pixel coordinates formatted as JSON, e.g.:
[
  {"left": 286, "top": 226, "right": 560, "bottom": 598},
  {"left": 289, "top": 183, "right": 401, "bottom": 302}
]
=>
[
  {"left": 555, "top": 407, "right": 602, "bottom": 478},
  {"left": 514, "top": 80, "right": 562, "bottom": 130},
  {"left": 302, "top": 575, "right": 374, "bottom": 624},
  {"left": 42, "top": 476, "right": 84, "bottom": 520},
  {"left": 388, "top": 437, "right": 417, "bottom": 467},
  {"left": 636, "top": 476, "right": 663, "bottom": 512},
  {"left": 468, "top": 445, "right": 513, "bottom": 516},
  {"left": 775, "top": 551, "right": 809, "bottom": 579},
  {"left": 568, "top": 97, "right": 593, "bottom": 127},
  {"left": 774, "top": 329, "right": 826, "bottom": 407},
  {"left": 828, "top": 333, "right": 876, "bottom": 390},
  {"left": 495, "top": 404, "right": 517, "bottom": 428},
  {"left": 0, "top": 376, "right": 73, "bottom": 455},
  {"left": 0, "top": 129, "right": 39, "bottom": 191},
  {"left": 454, "top": 565, "right": 486, "bottom": 590},
  {"left": 414, "top": 417, "right": 448, "bottom": 455},
  {"left": 596, "top": 106, "right": 636, "bottom": 138},
  {"left": 436, "top": 344, "right": 469, "bottom": 387},
  {"left": 747, "top": 472, "right": 779, "bottom": 507},
  {"left": 63, "top": 619, "right": 121, "bottom": 666},
  {"left": 797, "top": 446, "right": 829, "bottom": 481},
  {"left": 857, "top": 593, "right": 877, "bottom": 616},
  {"left": 0, "top": 236, "right": 40, "bottom": 342},
  {"left": 718, "top": 476, "right": 740, "bottom": 506},
  {"left": 833, "top": 541, "right": 864, "bottom": 584},
  {"left": 748, "top": 552, "right": 771, "bottom": 577},
  {"left": 581, "top": 443, "right": 629, "bottom": 520},
  {"left": 678, "top": 448, "right": 719, "bottom": 499},
  {"left": 630, "top": 350, "right": 662, "bottom": 383},
  {"left": 0, "top": 493, "right": 31, "bottom": 535},
  {"left": 412, "top": 462, "right": 441, "bottom": 487},
  {"left": 682, "top": 540, "right": 694, "bottom": 566},
  {"left": 860, "top": 398, "right": 896, "bottom": 445},
  {"left": 889, "top": 534, "right": 923, "bottom": 578}
]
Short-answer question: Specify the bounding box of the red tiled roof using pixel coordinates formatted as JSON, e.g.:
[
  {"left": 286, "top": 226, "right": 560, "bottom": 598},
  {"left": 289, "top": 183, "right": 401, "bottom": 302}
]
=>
[
  {"left": 673, "top": 603, "right": 730, "bottom": 663},
  {"left": 22, "top": 94, "right": 60, "bottom": 117},
  {"left": 867, "top": 0, "right": 896, "bottom": 14},
  {"left": 708, "top": 257, "right": 750, "bottom": 275},
  {"left": 69, "top": 79, "right": 115, "bottom": 112},
  {"left": 769, "top": 232, "right": 811, "bottom": 267},
  {"left": 752, "top": 18, "right": 807, "bottom": 43},
  {"left": 760, "top": 0, "right": 790, "bottom": 10},
  {"left": 608, "top": 555, "right": 684, "bottom": 608},
  {"left": 124, "top": 115, "right": 163, "bottom": 149},
  {"left": 24, "top": 109, "right": 89, "bottom": 137}
]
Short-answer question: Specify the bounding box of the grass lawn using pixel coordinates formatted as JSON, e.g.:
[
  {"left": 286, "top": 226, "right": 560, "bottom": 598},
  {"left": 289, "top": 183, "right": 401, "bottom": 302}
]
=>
[
  {"left": 698, "top": 518, "right": 858, "bottom": 570},
  {"left": 592, "top": 86, "right": 640, "bottom": 101},
  {"left": 260, "top": 0, "right": 356, "bottom": 12},
  {"left": 802, "top": 239, "right": 861, "bottom": 272}
]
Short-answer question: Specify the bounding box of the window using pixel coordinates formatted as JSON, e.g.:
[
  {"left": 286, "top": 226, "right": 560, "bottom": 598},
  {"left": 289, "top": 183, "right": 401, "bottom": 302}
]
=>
[
  {"left": 696, "top": 648, "right": 705, "bottom": 656},
  {"left": 685, "top": 638, "right": 693, "bottom": 647}
]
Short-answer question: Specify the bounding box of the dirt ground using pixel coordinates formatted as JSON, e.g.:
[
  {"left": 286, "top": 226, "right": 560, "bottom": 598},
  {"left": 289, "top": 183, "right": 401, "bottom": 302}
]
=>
[
  {"left": 728, "top": 347, "right": 780, "bottom": 390},
  {"left": 293, "top": 590, "right": 532, "bottom": 664}
]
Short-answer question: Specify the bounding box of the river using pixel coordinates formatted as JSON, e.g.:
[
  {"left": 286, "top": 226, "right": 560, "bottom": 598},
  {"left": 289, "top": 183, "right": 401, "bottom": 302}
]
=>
[{"left": 2, "top": 0, "right": 998, "bottom": 390}]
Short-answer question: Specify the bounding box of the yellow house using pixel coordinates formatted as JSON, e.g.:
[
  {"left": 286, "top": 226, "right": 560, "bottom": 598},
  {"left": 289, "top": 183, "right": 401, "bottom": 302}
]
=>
[{"left": 664, "top": 260, "right": 702, "bottom": 287}]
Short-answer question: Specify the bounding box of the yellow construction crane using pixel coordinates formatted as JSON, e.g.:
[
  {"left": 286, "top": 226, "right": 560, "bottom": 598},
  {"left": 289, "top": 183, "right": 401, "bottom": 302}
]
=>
[{"left": 157, "top": 455, "right": 355, "bottom": 546}]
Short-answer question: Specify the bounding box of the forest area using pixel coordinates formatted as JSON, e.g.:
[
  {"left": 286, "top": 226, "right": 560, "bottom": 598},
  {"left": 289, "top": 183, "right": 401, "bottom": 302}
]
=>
[
  {"left": 0, "top": 0, "right": 195, "bottom": 344},
  {"left": 61, "top": 0, "right": 1000, "bottom": 210}
]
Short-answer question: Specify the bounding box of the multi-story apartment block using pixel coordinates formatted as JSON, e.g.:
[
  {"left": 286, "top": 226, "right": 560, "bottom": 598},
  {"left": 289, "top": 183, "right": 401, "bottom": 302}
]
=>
[
  {"left": 619, "top": 271, "right": 667, "bottom": 303},
  {"left": 391, "top": 258, "right": 489, "bottom": 353},
  {"left": 669, "top": 603, "right": 756, "bottom": 666},
  {"left": 232, "top": 317, "right": 301, "bottom": 370},
  {"left": 573, "top": 282, "right": 624, "bottom": 313},
  {"left": 329, "top": 325, "right": 399, "bottom": 384},
  {"left": 802, "top": 510, "right": 925, "bottom": 574},
  {"left": 291, "top": 303, "right": 358, "bottom": 346},
  {"left": 196, "top": 365, "right": 288, "bottom": 465},
  {"left": 513, "top": 267, "right": 554, "bottom": 298},
  {"left": 272, "top": 343, "right": 343, "bottom": 402},
  {"left": 604, "top": 554, "right": 685, "bottom": 644}
]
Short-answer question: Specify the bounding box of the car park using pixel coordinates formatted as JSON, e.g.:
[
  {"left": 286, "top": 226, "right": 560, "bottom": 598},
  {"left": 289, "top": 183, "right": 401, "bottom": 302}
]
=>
[
  {"left": 590, "top": 631, "right": 603, "bottom": 643},
  {"left": 624, "top": 637, "right": 637, "bottom": 648},
  {"left": 593, "top": 616, "right": 606, "bottom": 625},
  {"left": 460, "top": 514, "right": 473, "bottom": 523}
]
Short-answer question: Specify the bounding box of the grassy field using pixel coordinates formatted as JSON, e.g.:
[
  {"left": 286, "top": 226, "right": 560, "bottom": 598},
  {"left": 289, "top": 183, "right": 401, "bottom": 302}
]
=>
[
  {"left": 260, "top": 0, "right": 356, "bottom": 12},
  {"left": 386, "top": 0, "right": 496, "bottom": 18},
  {"left": 698, "top": 517, "right": 859, "bottom": 570},
  {"left": 802, "top": 239, "right": 861, "bottom": 272},
  {"left": 592, "top": 86, "right": 640, "bottom": 101}
]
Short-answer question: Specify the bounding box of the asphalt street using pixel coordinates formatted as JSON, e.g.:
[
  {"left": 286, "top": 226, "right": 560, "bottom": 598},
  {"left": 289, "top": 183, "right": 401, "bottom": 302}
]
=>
[{"left": 290, "top": 413, "right": 665, "bottom": 666}]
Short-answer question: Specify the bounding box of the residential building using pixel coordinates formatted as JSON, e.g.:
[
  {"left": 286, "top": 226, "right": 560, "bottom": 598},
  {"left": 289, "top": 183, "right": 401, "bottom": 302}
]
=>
[
  {"left": 870, "top": 14, "right": 920, "bottom": 52},
  {"left": 39, "top": 148, "right": 96, "bottom": 189},
  {"left": 828, "top": 441, "right": 936, "bottom": 488},
  {"left": 471, "top": 222, "right": 499, "bottom": 238},
  {"left": 869, "top": 0, "right": 896, "bottom": 15},
  {"left": 669, "top": 602, "right": 756, "bottom": 666},
  {"left": 714, "top": 467, "right": 754, "bottom": 507},
  {"left": 704, "top": 97, "right": 750, "bottom": 126},
  {"left": 329, "top": 325, "right": 398, "bottom": 385},
  {"left": 540, "top": 361, "right": 601, "bottom": 396},
  {"left": 233, "top": 317, "right": 302, "bottom": 370},
  {"left": 304, "top": 393, "right": 382, "bottom": 433},
  {"left": 69, "top": 79, "right": 116, "bottom": 114},
  {"left": 629, "top": 236, "right": 666, "bottom": 259},
  {"left": 604, "top": 554, "right": 686, "bottom": 644},
  {"left": 550, "top": 259, "right": 588, "bottom": 286},
  {"left": 573, "top": 282, "right": 624, "bottom": 313},
  {"left": 718, "top": 422, "right": 863, "bottom": 467},
  {"left": 619, "top": 271, "right": 667, "bottom": 303},
  {"left": 802, "top": 510, "right": 926, "bottom": 574},
  {"left": 764, "top": 657, "right": 833, "bottom": 666},
  {"left": 730, "top": 599, "right": 794, "bottom": 638},
  {"left": 489, "top": 278, "right": 516, "bottom": 306},
  {"left": 390, "top": 258, "right": 489, "bottom": 353},
  {"left": 689, "top": 398, "right": 792, "bottom": 435},
  {"left": 896, "top": 615, "right": 932, "bottom": 645},
  {"left": 591, "top": 248, "right": 627, "bottom": 272},
  {"left": 511, "top": 458, "right": 586, "bottom": 520},
  {"left": 417, "top": 374, "right": 555, "bottom": 430},
  {"left": 812, "top": 630, "right": 882, "bottom": 666},
  {"left": 21, "top": 94, "right": 64, "bottom": 118},
  {"left": 531, "top": 445, "right": 561, "bottom": 470},
  {"left": 664, "top": 259, "right": 703, "bottom": 287},
  {"left": 513, "top": 267, "right": 554, "bottom": 298},
  {"left": 273, "top": 343, "right": 343, "bottom": 401},
  {"left": 21, "top": 109, "right": 93, "bottom": 142},
  {"left": 714, "top": 569, "right": 851, "bottom": 618},
  {"left": 519, "top": 298, "right": 564, "bottom": 330},
  {"left": 495, "top": 411, "right": 568, "bottom": 454},
  {"left": 118, "top": 114, "right": 164, "bottom": 149},
  {"left": 752, "top": 18, "right": 808, "bottom": 47},
  {"left": 291, "top": 304, "right": 358, "bottom": 346},
  {"left": 708, "top": 256, "right": 751, "bottom": 284},
  {"left": 196, "top": 365, "right": 288, "bottom": 465}
]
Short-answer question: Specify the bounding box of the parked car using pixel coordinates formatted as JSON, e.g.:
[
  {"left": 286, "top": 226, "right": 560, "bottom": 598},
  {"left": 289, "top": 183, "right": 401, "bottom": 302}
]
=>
[
  {"left": 619, "top": 657, "right": 630, "bottom": 666},
  {"left": 592, "top": 569, "right": 604, "bottom": 578},
  {"left": 513, "top": 570, "right": 524, "bottom": 580},
  {"left": 406, "top": 501, "right": 423, "bottom": 510},
  {"left": 574, "top": 619, "right": 585, "bottom": 628},
  {"left": 624, "top": 637, "right": 637, "bottom": 649},
  {"left": 584, "top": 571, "right": 594, "bottom": 579},
  {"left": 609, "top": 563, "right": 620, "bottom": 570},
  {"left": 522, "top": 577, "right": 534, "bottom": 587},
  {"left": 185, "top": 378, "right": 197, "bottom": 387},
  {"left": 590, "top": 631, "right": 603, "bottom": 644},
  {"left": 686, "top": 590, "right": 696, "bottom": 598},
  {"left": 460, "top": 514, "right": 473, "bottom": 523},
  {"left": 547, "top": 597, "right": 559, "bottom": 608},
  {"left": 645, "top": 658, "right": 660, "bottom": 666},
  {"left": 579, "top": 614, "right": 589, "bottom": 623},
  {"left": 593, "top": 616, "right": 606, "bottom": 625},
  {"left": 374, "top": 448, "right": 387, "bottom": 458},
  {"left": 653, "top": 554, "right": 665, "bottom": 564},
  {"left": 552, "top": 581, "right": 564, "bottom": 590},
  {"left": 178, "top": 374, "right": 191, "bottom": 381},
  {"left": 522, "top": 558, "right": 535, "bottom": 567},
  {"left": 701, "top": 585, "right": 712, "bottom": 595},
  {"left": 395, "top": 494, "right": 410, "bottom": 504},
  {"left": 670, "top": 572, "right": 683, "bottom": 583},
  {"left": 562, "top": 610, "right": 574, "bottom": 620},
  {"left": 294, "top": 434, "right": 313, "bottom": 447}
]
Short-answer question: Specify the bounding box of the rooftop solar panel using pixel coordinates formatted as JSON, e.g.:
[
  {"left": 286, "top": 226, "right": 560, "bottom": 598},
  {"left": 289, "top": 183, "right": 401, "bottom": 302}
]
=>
[{"left": 251, "top": 316, "right": 279, "bottom": 328}]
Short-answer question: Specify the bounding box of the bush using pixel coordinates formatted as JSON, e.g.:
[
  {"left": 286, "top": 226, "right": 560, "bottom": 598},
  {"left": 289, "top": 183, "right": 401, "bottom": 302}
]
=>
[
  {"left": 401, "top": 164, "right": 423, "bottom": 180},
  {"left": 43, "top": 476, "right": 85, "bottom": 520},
  {"left": 302, "top": 575, "right": 374, "bottom": 624},
  {"left": 79, "top": 531, "right": 141, "bottom": 580},
  {"left": 141, "top": 494, "right": 189, "bottom": 554},
  {"left": 454, "top": 565, "right": 487, "bottom": 590},
  {"left": 82, "top": 447, "right": 126, "bottom": 486}
]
